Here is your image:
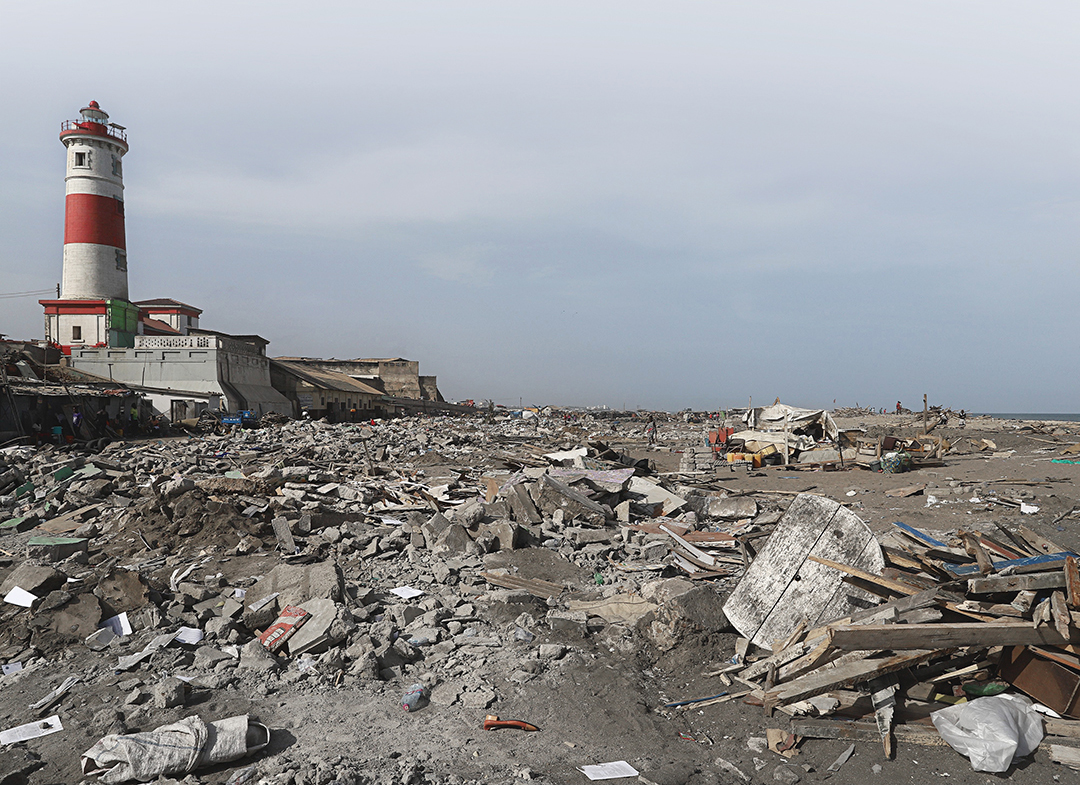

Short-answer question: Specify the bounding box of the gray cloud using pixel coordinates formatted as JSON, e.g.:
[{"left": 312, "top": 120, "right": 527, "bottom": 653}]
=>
[{"left": 2, "top": 2, "right": 1079, "bottom": 410}]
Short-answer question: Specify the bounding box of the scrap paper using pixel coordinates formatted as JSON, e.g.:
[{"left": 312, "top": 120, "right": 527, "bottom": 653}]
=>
[
  {"left": 578, "top": 761, "right": 639, "bottom": 780},
  {"left": 2, "top": 662, "right": 23, "bottom": 676},
  {"left": 174, "top": 626, "right": 204, "bottom": 645},
  {"left": 3, "top": 586, "right": 37, "bottom": 607},
  {"left": 390, "top": 586, "right": 425, "bottom": 600},
  {"left": 0, "top": 715, "right": 63, "bottom": 745},
  {"left": 101, "top": 612, "right": 133, "bottom": 637}
]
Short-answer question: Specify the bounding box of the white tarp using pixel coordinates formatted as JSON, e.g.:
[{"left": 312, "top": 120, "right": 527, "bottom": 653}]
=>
[{"left": 746, "top": 404, "right": 839, "bottom": 443}]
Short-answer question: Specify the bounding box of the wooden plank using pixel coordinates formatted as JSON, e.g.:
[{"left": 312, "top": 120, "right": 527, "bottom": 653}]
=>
[
  {"left": 949, "top": 551, "right": 1077, "bottom": 577},
  {"left": 990, "top": 521, "right": 1039, "bottom": 557},
  {"left": 807, "top": 555, "right": 920, "bottom": 596},
  {"left": 479, "top": 572, "right": 563, "bottom": 599},
  {"left": 1049, "top": 745, "right": 1080, "bottom": 769},
  {"left": 1053, "top": 591, "right": 1074, "bottom": 642},
  {"left": 1046, "top": 718, "right": 1080, "bottom": 739},
  {"left": 791, "top": 719, "right": 948, "bottom": 747},
  {"left": 960, "top": 532, "right": 993, "bottom": 576},
  {"left": 892, "top": 521, "right": 946, "bottom": 547},
  {"left": 828, "top": 621, "right": 1079, "bottom": 651},
  {"left": 1067, "top": 556, "right": 1080, "bottom": 610},
  {"left": 882, "top": 546, "right": 924, "bottom": 572},
  {"left": 884, "top": 484, "right": 926, "bottom": 498},
  {"left": 765, "top": 650, "right": 936, "bottom": 708},
  {"left": 968, "top": 571, "right": 1065, "bottom": 594},
  {"left": 722, "top": 494, "right": 884, "bottom": 648},
  {"left": 1019, "top": 525, "right": 1069, "bottom": 556},
  {"left": 811, "top": 537, "right": 890, "bottom": 629},
  {"left": 976, "top": 532, "right": 1024, "bottom": 561}
]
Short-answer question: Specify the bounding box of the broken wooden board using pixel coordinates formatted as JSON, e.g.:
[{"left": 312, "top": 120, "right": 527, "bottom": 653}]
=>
[
  {"left": 1049, "top": 745, "right": 1080, "bottom": 770},
  {"left": 765, "top": 650, "right": 936, "bottom": 709},
  {"left": 828, "top": 621, "right": 1079, "bottom": 650},
  {"left": 968, "top": 571, "right": 1065, "bottom": 594},
  {"left": 722, "top": 493, "right": 885, "bottom": 648},
  {"left": 479, "top": 572, "right": 563, "bottom": 599},
  {"left": 791, "top": 719, "right": 948, "bottom": 747},
  {"left": 884, "top": 484, "right": 926, "bottom": 498},
  {"left": 948, "top": 551, "right": 1078, "bottom": 577}
]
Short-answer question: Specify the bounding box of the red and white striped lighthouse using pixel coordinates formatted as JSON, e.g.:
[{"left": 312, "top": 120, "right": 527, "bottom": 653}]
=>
[
  {"left": 42, "top": 101, "right": 139, "bottom": 352},
  {"left": 59, "top": 100, "right": 129, "bottom": 300}
]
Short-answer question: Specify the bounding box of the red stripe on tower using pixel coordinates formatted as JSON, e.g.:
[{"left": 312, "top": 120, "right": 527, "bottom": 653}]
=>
[{"left": 64, "top": 193, "right": 126, "bottom": 248}]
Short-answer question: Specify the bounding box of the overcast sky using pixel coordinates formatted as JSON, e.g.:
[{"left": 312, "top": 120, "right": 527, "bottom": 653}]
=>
[{"left": 2, "top": 3, "right": 1078, "bottom": 411}]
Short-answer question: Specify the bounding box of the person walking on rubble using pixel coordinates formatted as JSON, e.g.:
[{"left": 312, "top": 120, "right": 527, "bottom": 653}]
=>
[
  {"left": 646, "top": 417, "right": 657, "bottom": 445},
  {"left": 896, "top": 401, "right": 902, "bottom": 415}
]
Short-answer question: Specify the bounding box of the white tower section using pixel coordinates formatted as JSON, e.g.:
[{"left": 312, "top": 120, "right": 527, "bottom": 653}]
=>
[{"left": 59, "top": 101, "right": 129, "bottom": 300}]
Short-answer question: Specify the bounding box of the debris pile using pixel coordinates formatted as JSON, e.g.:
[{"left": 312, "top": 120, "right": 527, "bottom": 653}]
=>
[
  {"left": 0, "top": 413, "right": 793, "bottom": 783},
  {"left": 716, "top": 493, "right": 1080, "bottom": 772}
]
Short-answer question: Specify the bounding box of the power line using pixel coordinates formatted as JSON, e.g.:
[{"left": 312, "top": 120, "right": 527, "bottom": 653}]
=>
[{"left": 0, "top": 288, "right": 55, "bottom": 300}]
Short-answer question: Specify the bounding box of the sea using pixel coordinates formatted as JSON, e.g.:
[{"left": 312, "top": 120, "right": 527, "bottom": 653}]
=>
[{"left": 979, "top": 413, "right": 1080, "bottom": 422}]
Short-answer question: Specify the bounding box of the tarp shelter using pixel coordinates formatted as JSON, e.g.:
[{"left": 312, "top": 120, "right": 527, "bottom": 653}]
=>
[{"left": 747, "top": 404, "right": 839, "bottom": 442}]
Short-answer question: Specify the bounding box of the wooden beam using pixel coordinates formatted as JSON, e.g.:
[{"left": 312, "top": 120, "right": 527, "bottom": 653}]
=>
[
  {"left": 790, "top": 719, "right": 948, "bottom": 747},
  {"left": 827, "top": 621, "right": 1078, "bottom": 651},
  {"left": 1067, "top": 556, "right": 1080, "bottom": 610},
  {"left": 807, "top": 555, "right": 920, "bottom": 596},
  {"left": 1052, "top": 590, "right": 1074, "bottom": 641},
  {"left": 1049, "top": 745, "right": 1080, "bottom": 770},
  {"left": 1019, "top": 525, "right": 1069, "bottom": 556},
  {"left": 765, "top": 650, "right": 935, "bottom": 708},
  {"left": 968, "top": 571, "right": 1065, "bottom": 594},
  {"left": 960, "top": 532, "right": 993, "bottom": 576}
]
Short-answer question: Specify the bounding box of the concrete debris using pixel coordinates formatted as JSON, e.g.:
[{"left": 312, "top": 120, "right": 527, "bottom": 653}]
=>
[{"left": 4, "top": 407, "right": 1060, "bottom": 783}]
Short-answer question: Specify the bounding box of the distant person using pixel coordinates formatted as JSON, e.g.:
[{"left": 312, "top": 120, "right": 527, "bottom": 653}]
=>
[
  {"left": 958, "top": 410, "right": 967, "bottom": 429},
  {"left": 647, "top": 417, "right": 657, "bottom": 445},
  {"left": 896, "top": 401, "right": 902, "bottom": 414}
]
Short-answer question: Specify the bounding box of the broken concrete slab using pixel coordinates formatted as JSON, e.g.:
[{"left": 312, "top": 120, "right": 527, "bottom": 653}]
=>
[
  {"left": 506, "top": 483, "right": 542, "bottom": 524},
  {"left": 26, "top": 536, "right": 88, "bottom": 562},
  {"left": 245, "top": 562, "right": 343, "bottom": 612},
  {"left": 432, "top": 523, "right": 479, "bottom": 557},
  {"left": 0, "top": 564, "right": 65, "bottom": 598},
  {"left": 535, "top": 474, "right": 611, "bottom": 525},
  {"left": 287, "top": 598, "right": 354, "bottom": 655}
]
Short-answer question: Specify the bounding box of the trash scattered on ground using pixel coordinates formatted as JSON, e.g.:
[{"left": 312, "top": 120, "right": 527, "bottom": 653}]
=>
[{"left": 1, "top": 406, "right": 1079, "bottom": 782}]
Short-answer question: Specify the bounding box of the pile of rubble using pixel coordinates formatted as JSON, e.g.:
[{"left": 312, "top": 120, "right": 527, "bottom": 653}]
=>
[
  {"left": 711, "top": 493, "right": 1080, "bottom": 774},
  {"left": 0, "top": 414, "right": 793, "bottom": 783}
]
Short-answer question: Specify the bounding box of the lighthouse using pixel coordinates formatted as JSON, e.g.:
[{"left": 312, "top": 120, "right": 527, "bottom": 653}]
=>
[{"left": 42, "top": 101, "right": 140, "bottom": 352}]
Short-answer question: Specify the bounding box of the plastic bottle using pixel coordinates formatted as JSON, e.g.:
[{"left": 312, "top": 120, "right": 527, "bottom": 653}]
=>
[{"left": 401, "top": 683, "right": 425, "bottom": 712}]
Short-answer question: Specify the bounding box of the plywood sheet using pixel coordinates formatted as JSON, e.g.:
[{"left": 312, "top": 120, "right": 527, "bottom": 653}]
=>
[{"left": 722, "top": 493, "right": 884, "bottom": 648}]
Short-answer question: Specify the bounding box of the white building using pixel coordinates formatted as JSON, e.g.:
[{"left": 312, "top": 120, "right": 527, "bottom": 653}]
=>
[{"left": 69, "top": 331, "right": 292, "bottom": 419}]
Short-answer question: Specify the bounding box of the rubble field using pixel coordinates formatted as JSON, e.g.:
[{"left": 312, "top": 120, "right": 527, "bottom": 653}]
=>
[{"left": 3, "top": 411, "right": 1080, "bottom": 785}]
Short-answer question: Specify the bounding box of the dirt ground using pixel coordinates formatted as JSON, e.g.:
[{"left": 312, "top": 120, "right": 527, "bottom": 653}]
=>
[{"left": 3, "top": 413, "right": 1080, "bottom": 785}]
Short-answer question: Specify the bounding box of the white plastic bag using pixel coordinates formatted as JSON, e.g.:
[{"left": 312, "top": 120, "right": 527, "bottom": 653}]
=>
[{"left": 931, "top": 694, "right": 1044, "bottom": 772}]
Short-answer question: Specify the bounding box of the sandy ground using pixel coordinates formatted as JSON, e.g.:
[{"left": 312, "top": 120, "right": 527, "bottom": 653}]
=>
[{"left": 3, "top": 413, "right": 1080, "bottom": 785}]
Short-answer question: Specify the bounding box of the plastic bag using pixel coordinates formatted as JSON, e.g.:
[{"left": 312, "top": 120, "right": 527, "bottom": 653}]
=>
[{"left": 931, "top": 694, "right": 1043, "bottom": 772}]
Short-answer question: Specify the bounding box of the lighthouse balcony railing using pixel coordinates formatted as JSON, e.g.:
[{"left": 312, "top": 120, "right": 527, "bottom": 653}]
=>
[{"left": 60, "top": 120, "right": 128, "bottom": 143}]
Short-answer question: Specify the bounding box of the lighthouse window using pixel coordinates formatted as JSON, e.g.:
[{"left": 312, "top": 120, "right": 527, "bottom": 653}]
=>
[
  {"left": 114, "top": 198, "right": 124, "bottom": 216},
  {"left": 74, "top": 151, "right": 88, "bottom": 167},
  {"left": 115, "top": 250, "right": 127, "bottom": 271},
  {"left": 72, "top": 326, "right": 82, "bottom": 341},
  {"left": 112, "top": 156, "right": 122, "bottom": 177}
]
